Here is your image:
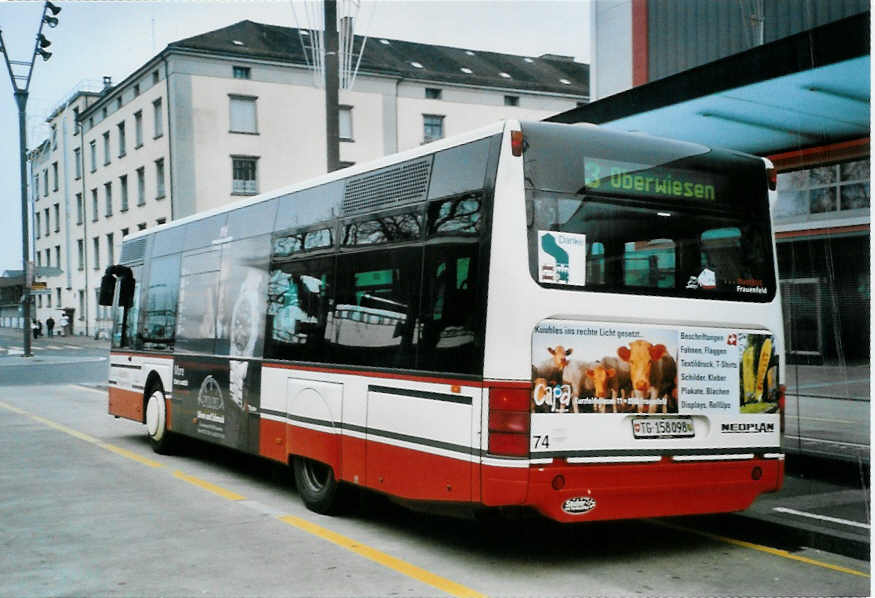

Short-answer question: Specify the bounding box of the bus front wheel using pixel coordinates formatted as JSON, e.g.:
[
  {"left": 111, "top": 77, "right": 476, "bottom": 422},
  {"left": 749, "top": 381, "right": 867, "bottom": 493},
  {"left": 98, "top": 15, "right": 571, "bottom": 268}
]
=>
[
  {"left": 145, "top": 386, "right": 175, "bottom": 454},
  {"left": 293, "top": 456, "right": 347, "bottom": 514}
]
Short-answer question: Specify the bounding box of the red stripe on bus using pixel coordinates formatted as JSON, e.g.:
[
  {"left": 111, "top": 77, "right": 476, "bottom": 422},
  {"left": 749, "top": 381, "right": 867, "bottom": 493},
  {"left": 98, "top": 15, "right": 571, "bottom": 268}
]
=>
[
  {"left": 263, "top": 361, "right": 485, "bottom": 387},
  {"left": 108, "top": 386, "right": 144, "bottom": 422}
]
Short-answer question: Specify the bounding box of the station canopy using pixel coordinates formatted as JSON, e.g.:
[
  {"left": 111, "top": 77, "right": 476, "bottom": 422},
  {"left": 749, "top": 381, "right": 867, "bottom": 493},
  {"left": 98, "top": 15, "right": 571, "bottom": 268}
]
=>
[{"left": 547, "top": 13, "right": 869, "bottom": 158}]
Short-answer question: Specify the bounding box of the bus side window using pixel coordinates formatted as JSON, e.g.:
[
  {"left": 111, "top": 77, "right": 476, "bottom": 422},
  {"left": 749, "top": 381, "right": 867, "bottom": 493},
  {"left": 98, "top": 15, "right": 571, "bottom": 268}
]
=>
[
  {"left": 420, "top": 248, "right": 480, "bottom": 374},
  {"left": 264, "top": 256, "right": 334, "bottom": 363},
  {"left": 141, "top": 253, "right": 181, "bottom": 350},
  {"left": 330, "top": 248, "right": 422, "bottom": 369}
]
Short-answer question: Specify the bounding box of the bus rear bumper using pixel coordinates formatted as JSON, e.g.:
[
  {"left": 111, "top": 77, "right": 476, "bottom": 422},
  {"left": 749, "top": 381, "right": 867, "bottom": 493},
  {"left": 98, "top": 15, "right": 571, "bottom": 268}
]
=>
[{"left": 524, "top": 457, "right": 783, "bottom": 523}]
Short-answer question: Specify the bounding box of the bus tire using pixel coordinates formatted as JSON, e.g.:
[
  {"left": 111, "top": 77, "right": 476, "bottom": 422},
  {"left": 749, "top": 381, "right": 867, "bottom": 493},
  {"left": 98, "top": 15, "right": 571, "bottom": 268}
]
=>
[
  {"left": 145, "top": 385, "right": 175, "bottom": 454},
  {"left": 293, "top": 456, "right": 347, "bottom": 515}
]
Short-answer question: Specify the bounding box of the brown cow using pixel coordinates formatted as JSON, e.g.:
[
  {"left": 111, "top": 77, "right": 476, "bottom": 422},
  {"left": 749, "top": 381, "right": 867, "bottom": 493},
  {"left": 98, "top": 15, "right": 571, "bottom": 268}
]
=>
[{"left": 617, "top": 340, "right": 677, "bottom": 413}]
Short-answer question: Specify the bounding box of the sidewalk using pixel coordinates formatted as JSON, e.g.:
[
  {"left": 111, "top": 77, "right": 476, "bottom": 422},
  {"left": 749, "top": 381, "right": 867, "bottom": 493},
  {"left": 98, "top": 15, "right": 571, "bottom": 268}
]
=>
[{"left": 0, "top": 327, "right": 110, "bottom": 350}]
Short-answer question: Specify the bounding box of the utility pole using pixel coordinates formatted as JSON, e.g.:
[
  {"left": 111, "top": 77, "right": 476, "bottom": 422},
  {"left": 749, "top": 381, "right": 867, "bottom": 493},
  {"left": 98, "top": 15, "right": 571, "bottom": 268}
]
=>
[
  {"left": 324, "top": 0, "right": 340, "bottom": 173},
  {"left": 0, "top": 2, "right": 62, "bottom": 357}
]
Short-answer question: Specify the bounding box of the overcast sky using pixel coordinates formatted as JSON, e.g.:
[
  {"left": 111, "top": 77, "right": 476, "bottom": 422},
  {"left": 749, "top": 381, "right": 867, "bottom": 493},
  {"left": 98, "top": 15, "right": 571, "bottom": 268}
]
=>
[{"left": 0, "top": 0, "right": 592, "bottom": 273}]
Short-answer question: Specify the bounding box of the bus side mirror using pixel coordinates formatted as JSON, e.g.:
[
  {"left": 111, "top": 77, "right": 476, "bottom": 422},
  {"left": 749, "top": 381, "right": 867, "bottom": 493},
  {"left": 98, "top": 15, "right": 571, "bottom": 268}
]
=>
[
  {"left": 98, "top": 265, "right": 135, "bottom": 307},
  {"left": 98, "top": 273, "right": 116, "bottom": 306}
]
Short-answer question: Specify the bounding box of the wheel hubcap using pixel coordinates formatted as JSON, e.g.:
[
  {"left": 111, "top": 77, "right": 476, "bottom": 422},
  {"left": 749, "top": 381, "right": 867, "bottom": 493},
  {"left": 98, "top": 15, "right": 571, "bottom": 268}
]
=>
[{"left": 146, "top": 391, "right": 164, "bottom": 439}]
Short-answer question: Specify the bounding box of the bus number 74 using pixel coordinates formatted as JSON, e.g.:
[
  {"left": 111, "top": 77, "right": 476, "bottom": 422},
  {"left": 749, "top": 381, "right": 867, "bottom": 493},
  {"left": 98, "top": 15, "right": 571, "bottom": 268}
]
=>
[{"left": 533, "top": 435, "right": 550, "bottom": 449}]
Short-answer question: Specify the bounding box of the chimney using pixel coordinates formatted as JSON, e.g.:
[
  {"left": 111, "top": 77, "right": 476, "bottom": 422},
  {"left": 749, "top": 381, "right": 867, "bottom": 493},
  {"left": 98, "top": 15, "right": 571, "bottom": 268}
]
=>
[{"left": 102, "top": 75, "right": 112, "bottom": 91}]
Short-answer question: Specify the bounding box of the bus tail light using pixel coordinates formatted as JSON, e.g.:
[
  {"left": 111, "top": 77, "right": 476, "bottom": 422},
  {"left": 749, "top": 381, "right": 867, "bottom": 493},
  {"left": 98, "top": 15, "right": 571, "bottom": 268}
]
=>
[
  {"left": 488, "top": 386, "right": 530, "bottom": 457},
  {"left": 510, "top": 130, "right": 524, "bottom": 156}
]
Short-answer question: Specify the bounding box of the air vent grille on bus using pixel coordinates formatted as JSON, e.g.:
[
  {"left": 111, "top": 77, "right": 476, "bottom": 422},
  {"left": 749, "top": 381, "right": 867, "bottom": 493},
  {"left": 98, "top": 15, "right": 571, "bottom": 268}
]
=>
[
  {"left": 342, "top": 157, "right": 433, "bottom": 214},
  {"left": 120, "top": 237, "right": 147, "bottom": 264}
]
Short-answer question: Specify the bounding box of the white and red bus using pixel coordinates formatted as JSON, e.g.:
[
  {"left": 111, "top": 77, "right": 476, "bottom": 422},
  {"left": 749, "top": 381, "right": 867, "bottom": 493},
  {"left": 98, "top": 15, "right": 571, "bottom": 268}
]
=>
[{"left": 104, "top": 120, "right": 785, "bottom": 521}]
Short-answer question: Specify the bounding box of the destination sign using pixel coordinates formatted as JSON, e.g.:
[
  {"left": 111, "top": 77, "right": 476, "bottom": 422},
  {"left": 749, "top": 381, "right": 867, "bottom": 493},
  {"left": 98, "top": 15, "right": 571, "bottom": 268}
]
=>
[{"left": 583, "top": 157, "right": 719, "bottom": 201}]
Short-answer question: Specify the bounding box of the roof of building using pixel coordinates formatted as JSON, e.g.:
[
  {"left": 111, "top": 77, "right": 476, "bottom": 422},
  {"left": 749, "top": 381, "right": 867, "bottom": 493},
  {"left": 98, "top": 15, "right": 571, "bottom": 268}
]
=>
[{"left": 168, "top": 19, "right": 588, "bottom": 96}]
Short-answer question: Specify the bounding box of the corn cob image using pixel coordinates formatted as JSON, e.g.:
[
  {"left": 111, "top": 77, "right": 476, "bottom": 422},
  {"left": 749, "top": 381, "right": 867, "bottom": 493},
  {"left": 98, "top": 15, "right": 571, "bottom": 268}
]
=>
[
  {"left": 742, "top": 344, "right": 756, "bottom": 403},
  {"left": 753, "top": 337, "right": 772, "bottom": 402}
]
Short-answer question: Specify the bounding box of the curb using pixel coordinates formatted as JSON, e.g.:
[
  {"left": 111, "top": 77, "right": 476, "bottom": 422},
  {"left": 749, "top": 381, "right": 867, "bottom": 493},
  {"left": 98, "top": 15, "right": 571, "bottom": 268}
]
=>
[{"left": 726, "top": 511, "right": 870, "bottom": 561}]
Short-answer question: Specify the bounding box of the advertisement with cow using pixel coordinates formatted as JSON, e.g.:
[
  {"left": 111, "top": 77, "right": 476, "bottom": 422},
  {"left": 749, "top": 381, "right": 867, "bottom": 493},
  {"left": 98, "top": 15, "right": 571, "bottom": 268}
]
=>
[{"left": 531, "top": 320, "right": 779, "bottom": 417}]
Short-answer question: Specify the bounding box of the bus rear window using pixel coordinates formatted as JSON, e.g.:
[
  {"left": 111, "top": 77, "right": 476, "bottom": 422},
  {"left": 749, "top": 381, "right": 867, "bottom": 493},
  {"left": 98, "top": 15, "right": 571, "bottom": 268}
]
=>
[{"left": 526, "top": 192, "right": 775, "bottom": 301}]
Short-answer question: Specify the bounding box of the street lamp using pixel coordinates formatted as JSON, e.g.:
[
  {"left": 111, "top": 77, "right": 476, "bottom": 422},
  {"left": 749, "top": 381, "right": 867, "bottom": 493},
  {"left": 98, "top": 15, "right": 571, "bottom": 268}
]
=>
[{"left": 0, "top": 1, "right": 61, "bottom": 357}]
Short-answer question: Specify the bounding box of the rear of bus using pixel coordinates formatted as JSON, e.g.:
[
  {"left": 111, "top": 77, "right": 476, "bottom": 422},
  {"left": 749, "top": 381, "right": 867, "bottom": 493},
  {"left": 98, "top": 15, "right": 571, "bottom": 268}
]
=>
[{"left": 481, "top": 121, "right": 784, "bottom": 522}]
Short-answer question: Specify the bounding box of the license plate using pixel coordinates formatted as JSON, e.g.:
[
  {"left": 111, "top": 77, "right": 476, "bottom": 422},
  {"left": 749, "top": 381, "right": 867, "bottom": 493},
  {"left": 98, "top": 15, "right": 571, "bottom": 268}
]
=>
[{"left": 632, "top": 417, "right": 695, "bottom": 439}]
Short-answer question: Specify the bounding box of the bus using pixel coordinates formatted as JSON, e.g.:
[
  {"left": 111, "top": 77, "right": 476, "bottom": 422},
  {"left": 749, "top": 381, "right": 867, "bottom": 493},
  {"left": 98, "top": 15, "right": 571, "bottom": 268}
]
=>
[{"left": 103, "top": 120, "right": 785, "bottom": 522}]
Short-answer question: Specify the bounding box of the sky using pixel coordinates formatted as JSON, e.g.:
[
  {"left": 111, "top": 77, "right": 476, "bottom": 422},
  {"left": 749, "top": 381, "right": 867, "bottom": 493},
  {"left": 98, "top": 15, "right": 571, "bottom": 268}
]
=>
[{"left": 0, "top": 0, "right": 592, "bottom": 273}]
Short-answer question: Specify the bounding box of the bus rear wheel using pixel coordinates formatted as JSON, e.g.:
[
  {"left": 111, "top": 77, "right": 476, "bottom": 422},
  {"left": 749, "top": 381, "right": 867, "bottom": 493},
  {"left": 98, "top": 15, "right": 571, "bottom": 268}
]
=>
[
  {"left": 145, "top": 386, "right": 175, "bottom": 454},
  {"left": 293, "top": 457, "right": 348, "bottom": 515}
]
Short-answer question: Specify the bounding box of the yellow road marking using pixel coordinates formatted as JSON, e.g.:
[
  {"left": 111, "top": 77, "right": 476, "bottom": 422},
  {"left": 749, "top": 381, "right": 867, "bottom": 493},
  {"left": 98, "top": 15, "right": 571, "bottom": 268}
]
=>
[
  {"left": 649, "top": 519, "right": 870, "bottom": 578},
  {"left": 279, "top": 515, "right": 487, "bottom": 598},
  {"left": 29, "top": 414, "right": 101, "bottom": 444},
  {"left": 103, "top": 443, "right": 164, "bottom": 468},
  {"left": 174, "top": 470, "right": 246, "bottom": 501}
]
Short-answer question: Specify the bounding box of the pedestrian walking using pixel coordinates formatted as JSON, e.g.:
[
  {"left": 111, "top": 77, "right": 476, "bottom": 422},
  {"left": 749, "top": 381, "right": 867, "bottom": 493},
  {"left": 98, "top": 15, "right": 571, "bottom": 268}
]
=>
[
  {"left": 59, "top": 313, "right": 69, "bottom": 337},
  {"left": 31, "top": 319, "right": 39, "bottom": 339},
  {"left": 46, "top": 316, "right": 55, "bottom": 337}
]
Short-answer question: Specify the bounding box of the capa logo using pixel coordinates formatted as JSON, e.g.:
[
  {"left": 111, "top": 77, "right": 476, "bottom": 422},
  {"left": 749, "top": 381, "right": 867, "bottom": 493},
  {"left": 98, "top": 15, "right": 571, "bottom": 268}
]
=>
[
  {"left": 562, "top": 496, "right": 597, "bottom": 515},
  {"left": 721, "top": 422, "right": 775, "bottom": 434}
]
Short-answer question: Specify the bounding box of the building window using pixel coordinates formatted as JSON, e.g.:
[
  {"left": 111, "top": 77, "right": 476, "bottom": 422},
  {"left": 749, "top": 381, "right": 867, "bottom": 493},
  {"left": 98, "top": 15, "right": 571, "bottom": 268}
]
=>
[
  {"left": 45, "top": 248, "right": 50, "bottom": 269},
  {"left": 91, "top": 189, "right": 98, "bottom": 222},
  {"left": 53, "top": 203, "right": 60, "bottom": 232},
  {"left": 232, "top": 156, "right": 258, "bottom": 195},
  {"left": 77, "top": 239, "right": 84, "bottom": 270},
  {"left": 116, "top": 97, "right": 122, "bottom": 111},
  {"left": 425, "top": 88, "right": 442, "bottom": 99},
  {"left": 54, "top": 245, "right": 60, "bottom": 268},
  {"left": 155, "top": 158, "right": 165, "bottom": 198},
  {"left": 35, "top": 212, "right": 40, "bottom": 239},
  {"left": 89, "top": 140, "right": 97, "bottom": 172},
  {"left": 776, "top": 159, "right": 871, "bottom": 218},
  {"left": 43, "top": 169, "right": 48, "bottom": 196},
  {"left": 152, "top": 70, "right": 159, "bottom": 85},
  {"left": 93, "top": 237, "right": 100, "bottom": 270},
  {"left": 78, "top": 290, "right": 85, "bottom": 319},
  {"left": 423, "top": 114, "right": 444, "bottom": 143},
  {"left": 133, "top": 83, "right": 140, "bottom": 97},
  {"left": 56, "top": 287, "right": 61, "bottom": 307},
  {"left": 120, "top": 175, "right": 129, "bottom": 212},
  {"left": 47, "top": 293, "right": 51, "bottom": 308},
  {"left": 134, "top": 111, "right": 143, "bottom": 147},
  {"left": 74, "top": 147, "right": 81, "bottom": 179},
  {"left": 136, "top": 167, "right": 145, "bottom": 206},
  {"left": 153, "top": 98, "right": 163, "bottom": 138},
  {"left": 229, "top": 95, "right": 257, "bottom": 134},
  {"left": 44, "top": 208, "right": 50, "bottom": 236},
  {"left": 38, "top": 294, "right": 42, "bottom": 308},
  {"left": 117, "top": 121, "right": 126, "bottom": 157},
  {"left": 233, "top": 65, "right": 251, "bottom": 79},
  {"left": 107, "top": 233, "right": 114, "bottom": 265},
  {"left": 104, "top": 182, "right": 113, "bottom": 217},
  {"left": 37, "top": 253, "right": 42, "bottom": 268},
  {"left": 156, "top": 217, "right": 166, "bottom": 226},
  {"left": 76, "top": 193, "right": 83, "bottom": 225},
  {"left": 103, "top": 131, "right": 111, "bottom": 165},
  {"left": 339, "top": 106, "right": 353, "bottom": 141},
  {"left": 33, "top": 173, "right": 38, "bottom": 202},
  {"left": 137, "top": 222, "right": 147, "bottom": 231},
  {"left": 52, "top": 162, "right": 59, "bottom": 191},
  {"left": 504, "top": 95, "right": 519, "bottom": 106},
  {"left": 51, "top": 124, "right": 57, "bottom": 150},
  {"left": 73, "top": 107, "right": 79, "bottom": 134},
  {"left": 121, "top": 227, "right": 129, "bottom": 238}
]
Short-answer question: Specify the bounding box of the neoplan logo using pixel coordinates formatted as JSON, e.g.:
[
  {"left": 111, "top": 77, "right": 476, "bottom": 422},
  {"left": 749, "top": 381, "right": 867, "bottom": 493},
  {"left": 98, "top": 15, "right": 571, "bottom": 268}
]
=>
[{"left": 721, "top": 422, "right": 775, "bottom": 434}]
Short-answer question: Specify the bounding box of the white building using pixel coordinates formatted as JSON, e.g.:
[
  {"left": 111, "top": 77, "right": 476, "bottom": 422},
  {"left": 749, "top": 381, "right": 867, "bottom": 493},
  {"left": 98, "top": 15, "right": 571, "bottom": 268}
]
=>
[{"left": 28, "top": 20, "right": 589, "bottom": 337}]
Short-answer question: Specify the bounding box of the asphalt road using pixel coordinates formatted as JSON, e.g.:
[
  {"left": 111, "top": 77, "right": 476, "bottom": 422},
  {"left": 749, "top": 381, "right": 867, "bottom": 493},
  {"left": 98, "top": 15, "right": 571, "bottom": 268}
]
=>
[{"left": 0, "top": 383, "right": 869, "bottom": 598}]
